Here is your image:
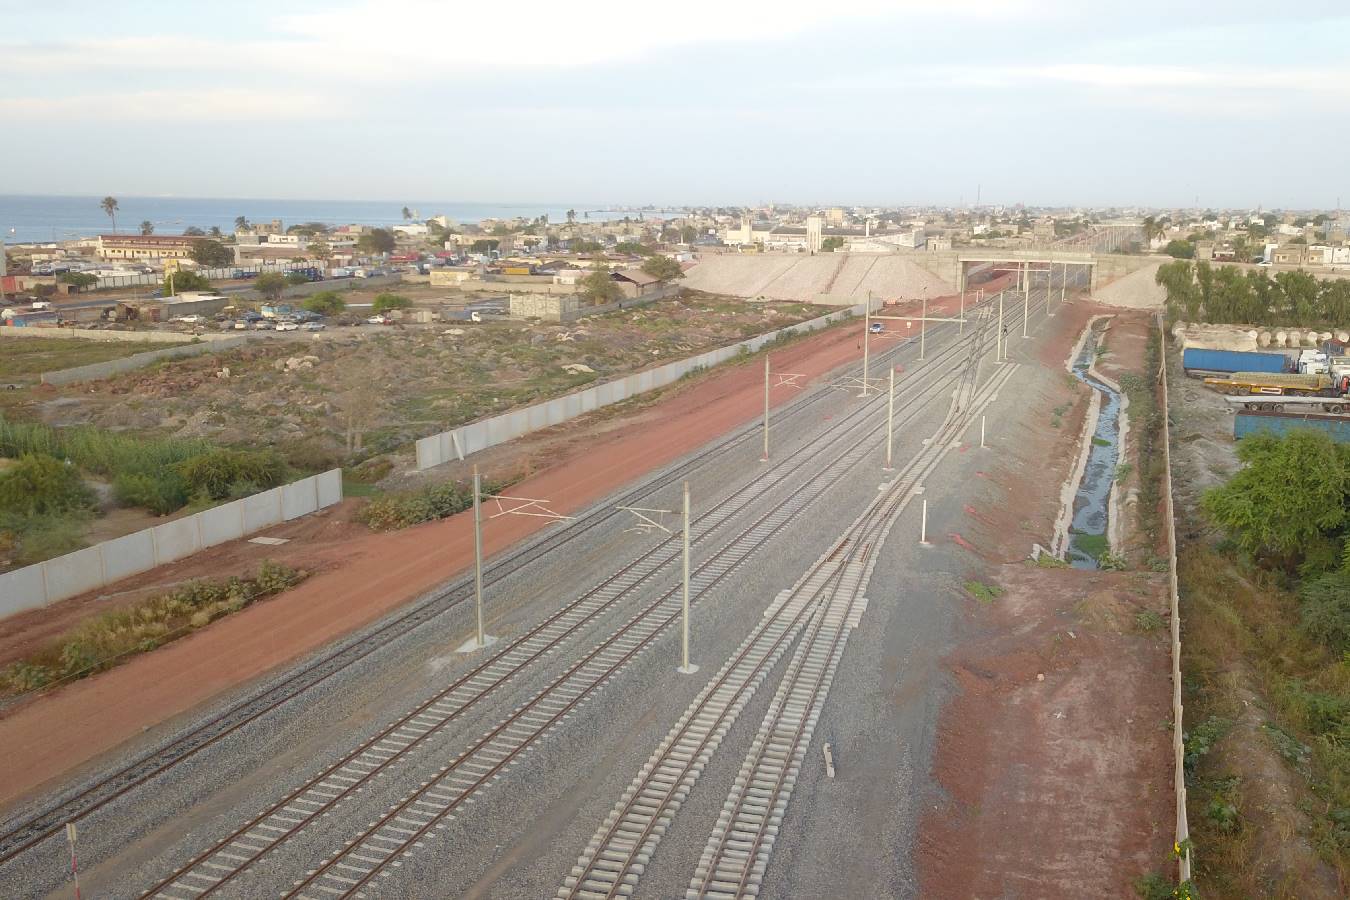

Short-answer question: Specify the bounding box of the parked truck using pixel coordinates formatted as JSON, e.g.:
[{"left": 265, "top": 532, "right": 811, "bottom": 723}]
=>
[
  {"left": 1182, "top": 347, "right": 1289, "bottom": 376},
  {"left": 1203, "top": 371, "right": 1349, "bottom": 397}
]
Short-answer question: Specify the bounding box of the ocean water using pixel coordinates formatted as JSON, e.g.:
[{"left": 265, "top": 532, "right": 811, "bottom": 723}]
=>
[{"left": 0, "top": 195, "right": 681, "bottom": 244}]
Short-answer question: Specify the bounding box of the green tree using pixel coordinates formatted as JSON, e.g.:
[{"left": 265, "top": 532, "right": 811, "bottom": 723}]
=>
[
  {"left": 401, "top": 206, "right": 412, "bottom": 221},
  {"left": 0, "top": 454, "right": 93, "bottom": 517},
  {"left": 190, "top": 239, "right": 233, "bottom": 268},
  {"left": 234, "top": 215, "right": 249, "bottom": 231},
  {"left": 307, "top": 239, "right": 332, "bottom": 261},
  {"left": 1155, "top": 260, "right": 1199, "bottom": 322},
  {"left": 820, "top": 236, "right": 845, "bottom": 252},
  {"left": 101, "top": 196, "right": 119, "bottom": 233},
  {"left": 639, "top": 255, "right": 684, "bottom": 282},
  {"left": 356, "top": 228, "right": 396, "bottom": 255},
  {"left": 1276, "top": 270, "right": 1320, "bottom": 326},
  {"left": 571, "top": 239, "right": 605, "bottom": 253},
  {"left": 254, "top": 271, "right": 287, "bottom": 303},
  {"left": 302, "top": 290, "right": 346, "bottom": 316},
  {"left": 1164, "top": 239, "right": 1195, "bottom": 259},
  {"left": 1202, "top": 430, "right": 1349, "bottom": 571},
  {"left": 139, "top": 220, "right": 155, "bottom": 235},
  {"left": 284, "top": 271, "right": 310, "bottom": 286},
  {"left": 209, "top": 225, "right": 222, "bottom": 238},
  {"left": 680, "top": 224, "right": 697, "bottom": 243},
  {"left": 163, "top": 270, "right": 211, "bottom": 295},
  {"left": 57, "top": 272, "right": 97, "bottom": 291},
  {"left": 372, "top": 293, "right": 412, "bottom": 314},
  {"left": 183, "top": 226, "right": 206, "bottom": 236},
  {"left": 580, "top": 269, "right": 622, "bottom": 305},
  {"left": 566, "top": 209, "right": 577, "bottom": 224},
  {"left": 614, "top": 242, "right": 653, "bottom": 256},
  {"left": 469, "top": 239, "right": 500, "bottom": 254}
]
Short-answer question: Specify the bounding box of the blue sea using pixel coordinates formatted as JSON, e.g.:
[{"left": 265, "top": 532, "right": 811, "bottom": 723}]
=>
[{"left": 0, "top": 195, "right": 683, "bottom": 244}]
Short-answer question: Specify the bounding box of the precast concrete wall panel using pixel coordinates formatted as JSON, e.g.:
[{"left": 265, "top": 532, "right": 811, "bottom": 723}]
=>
[
  {"left": 282, "top": 477, "right": 319, "bottom": 520},
  {"left": 563, "top": 394, "right": 582, "bottom": 419},
  {"left": 580, "top": 387, "right": 599, "bottom": 413},
  {"left": 153, "top": 517, "right": 201, "bottom": 564},
  {"left": 316, "top": 469, "right": 343, "bottom": 508},
  {"left": 463, "top": 423, "right": 489, "bottom": 455},
  {"left": 417, "top": 436, "right": 439, "bottom": 470},
  {"left": 198, "top": 500, "right": 245, "bottom": 546},
  {"left": 0, "top": 565, "right": 48, "bottom": 618},
  {"left": 44, "top": 546, "right": 105, "bottom": 602},
  {"left": 527, "top": 403, "right": 548, "bottom": 431},
  {"left": 243, "top": 489, "right": 284, "bottom": 533},
  {"left": 101, "top": 530, "right": 157, "bottom": 583}
]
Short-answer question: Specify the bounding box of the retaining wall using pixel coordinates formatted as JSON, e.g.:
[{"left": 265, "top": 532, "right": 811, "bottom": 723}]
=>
[
  {"left": 40, "top": 337, "right": 248, "bottom": 385},
  {"left": 415, "top": 302, "right": 863, "bottom": 470},
  {"left": 0, "top": 469, "right": 343, "bottom": 620}
]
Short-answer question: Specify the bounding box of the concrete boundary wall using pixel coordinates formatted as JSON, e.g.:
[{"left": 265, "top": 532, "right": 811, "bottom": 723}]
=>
[
  {"left": 0, "top": 469, "right": 342, "bottom": 621},
  {"left": 415, "top": 303, "right": 863, "bottom": 470},
  {"left": 39, "top": 338, "right": 248, "bottom": 385},
  {"left": 1157, "top": 314, "right": 1192, "bottom": 883}
]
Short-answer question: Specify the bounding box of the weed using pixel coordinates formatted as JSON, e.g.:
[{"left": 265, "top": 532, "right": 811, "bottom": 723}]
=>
[
  {"left": 1183, "top": 715, "right": 1233, "bottom": 780},
  {"left": 1135, "top": 609, "right": 1165, "bottom": 633},
  {"left": 1093, "top": 436, "right": 1111, "bottom": 447},
  {"left": 1035, "top": 553, "right": 1069, "bottom": 569},
  {"left": 1115, "top": 460, "right": 1134, "bottom": 482},
  {"left": 1100, "top": 550, "right": 1128, "bottom": 571},
  {"left": 964, "top": 580, "right": 1004, "bottom": 603}
]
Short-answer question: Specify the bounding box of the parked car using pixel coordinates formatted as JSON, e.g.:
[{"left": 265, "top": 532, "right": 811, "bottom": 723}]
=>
[
  {"left": 253, "top": 320, "right": 275, "bottom": 330},
  {"left": 233, "top": 320, "right": 249, "bottom": 330},
  {"left": 171, "top": 314, "right": 205, "bottom": 324},
  {"left": 302, "top": 321, "right": 326, "bottom": 331},
  {"left": 275, "top": 320, "right": 300, "bottom": 332},
  {"left": 367, "top": 314, "right": 392, "bottom": 325},
  {"left": 868, "top": 322, "right": 884, "bottom": 334}
]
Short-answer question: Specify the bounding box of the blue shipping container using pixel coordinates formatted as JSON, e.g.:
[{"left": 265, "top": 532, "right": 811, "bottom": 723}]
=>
[
  {"left": 1235, "top": 410, "right": 1350, "bottom": 444},
  {"left": 1183, "top": 348, "right": 1289, "bottom": 375}
]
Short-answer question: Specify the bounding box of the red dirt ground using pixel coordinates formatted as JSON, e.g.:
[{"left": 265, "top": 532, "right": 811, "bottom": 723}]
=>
[
  {"left": 0, "top": 294, "right": 969, "bottom": 812},
  {"left": 918, "top": 301, "right": 1176, "bottom": 896}
]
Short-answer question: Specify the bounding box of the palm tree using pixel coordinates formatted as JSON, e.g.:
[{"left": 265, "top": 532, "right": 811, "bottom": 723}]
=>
[
  {"left": 101, "top": 196, "right": 119, "bottom": 233},
  {"left": 401, "top": 206, "right": 412, "bottom": 221},
  {"left": 140, "top": 220, "right": 154, "bottom": 235},
  {"left": 234, "top": 215, "right": 249, "bottom": 231},
  {"left": 567, "top": 209, "right": 577, "bottom": 225},
  {"left": 209, "top": 225, "right": 222, "bottom": 238}
]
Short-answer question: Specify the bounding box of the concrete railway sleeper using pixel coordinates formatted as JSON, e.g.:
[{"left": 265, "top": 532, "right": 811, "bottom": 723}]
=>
[
  {"left": 266, "top": 300, "right": 1029, "bottom": 899},
  {"left": 0, "top": 295, "right": 989, "bottom": 874},
  {"left": 558, "top": 304, "right": 1011, "bottom": 900},
  {"left": 139, "top": 298, "right": 1007, "bottom": 899}
]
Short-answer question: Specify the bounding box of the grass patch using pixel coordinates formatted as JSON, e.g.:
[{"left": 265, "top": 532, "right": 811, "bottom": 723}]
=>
[
  {"left": 1073, "top": 532, "right": 1110, "bottom": 560},
  {"left": 0, "top": 561, "right": 304, "bottom": 698},
  {"left": 357, "top": 474, "right": 520, "bottom": 531},
  {"left": 0, "top": 337, "right": 189, "bottom": 378},
  {"left": 1035, "top": 553, "right": 1069, "bottom": 569},
  {"left": 964, "top": 580, "right": 1004, "bottom": 603},
  {"left": 1093, "top": 436, "right": 1111, "bottom": 447},
  {"left": 1135, "top": 609, "right": 1165, "bottom": 633}
]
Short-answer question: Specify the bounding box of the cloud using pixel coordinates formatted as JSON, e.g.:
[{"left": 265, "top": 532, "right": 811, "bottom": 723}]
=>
[{"left": 0, "top": 89, "right": 336, "bottom": 121}]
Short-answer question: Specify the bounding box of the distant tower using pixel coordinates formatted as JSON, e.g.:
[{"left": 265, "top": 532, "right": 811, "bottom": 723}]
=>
[{"left": 806, "top": 216, "right": 824, "bottom": 253}]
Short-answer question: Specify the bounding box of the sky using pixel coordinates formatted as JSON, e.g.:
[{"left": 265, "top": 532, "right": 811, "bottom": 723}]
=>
[{"left": 2, "top": 0, "right": 1347, "bottom": 209}]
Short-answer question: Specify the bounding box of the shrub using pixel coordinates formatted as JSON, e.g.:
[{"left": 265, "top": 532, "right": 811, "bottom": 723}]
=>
[
  {"left": 372, "top": 293, "right": 413, "bottom": 314},
  {"left": 0, "top": 454, "right": 94, "bottom": 516},
  {"left": 113, "top": 471, "right": 189, "bottom": 515},
  {"left": 1298, "top": 571, "right": 1350, "bottom": 653},
  {"left": 357, "top": 477, "right": 515, "bottom": 531},
  {"left": 963, "top": 580, "right": 1004, "bottom": 603},
  {"left": 176, "top": 448, "right": 287, "bottom": 501}
]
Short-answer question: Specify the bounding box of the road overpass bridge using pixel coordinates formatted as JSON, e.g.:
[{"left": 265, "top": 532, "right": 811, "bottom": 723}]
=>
[{"left": 909, "top": 248, "right": 1158, "bottom": 294}]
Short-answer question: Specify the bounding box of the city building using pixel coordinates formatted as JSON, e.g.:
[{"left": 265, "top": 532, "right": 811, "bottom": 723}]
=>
[{"left": 96, "top": 234, "right": 205, "bottom": 261}]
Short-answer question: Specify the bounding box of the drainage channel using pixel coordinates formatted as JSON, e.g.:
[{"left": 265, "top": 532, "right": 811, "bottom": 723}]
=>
[{"left": 1067, "top": 328, "right": 1122, "bottom": 569}]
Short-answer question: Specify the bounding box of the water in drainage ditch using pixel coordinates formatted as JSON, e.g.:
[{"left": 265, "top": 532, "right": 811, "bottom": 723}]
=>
[{"left": 1067, "top": 330, "right": 1122, "bottom": 569}]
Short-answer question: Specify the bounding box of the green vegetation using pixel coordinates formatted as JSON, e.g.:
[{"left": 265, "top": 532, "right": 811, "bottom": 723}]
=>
[
  {"left": 190, "top": 239, "right": 233, "bottom": 268},
  {"left": 284, "top": 271, "right": 311, "bottom": 287},
  {"left": 614, "top": 242, "right": 654, "bottom": 256},
  {"left": 963, "top": 580, "right": 1004, "bottom": 603},
  {"left": 164, "top": 270, "right": 211, "bottom": 294},
  {"left": 0, "top": 561, "right": 304, "bottom": 698},
  {"left": 303, "top": 290, "right": 346, "bottom": 316},
  {"left": 1134, "top": 609, "right": 1165, "bottom": 632},
  {"left": 0, "top": 337, "right": 189, "bottom": 378},
  {"left": 254, "top": 271, "right": 287, "bottom": 303},
  {"left": 1120, "top": 329, "right": 1164, "bottom": 547},
  {"left": 357, "top": 476, "right": 515, "bottom": 531},
  {"left": 0, "top": 454, "right": 93, "bottom": 516},
  {"left": 1157, "top": 259, "right": 1350, "bottom": 326},
  {"left": 356, "top": 228, "right": 396, "bottom": 255},
  {"left": 639, "top": 255, "right": 684, "bottom": 282},
  {"left": 1163, "top": 239, "right": 1195, "bottom": 259},
  {"left": 1181, "top": 425, "right": 1350, "bottom": 887},
  {"left": 581, "top": 269, "right": 623, "bottom": 305},
  {"left": 371, "top": 293, "right": 412, "bottom": 315},
  {"left": 819, "top": 236, "right": 845, "bottom": 252},
  {"left": 57, "top": 272, "right": 97, "bottom": 290}
]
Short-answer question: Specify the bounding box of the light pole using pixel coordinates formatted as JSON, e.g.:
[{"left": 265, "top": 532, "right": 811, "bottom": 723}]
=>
[
  {"left": 884, "top": 366, "right": 895, "bottom": 471},
  {"left": 677, "top": 481, "right": 698, "bottom": 675},
  {"left": 861, "top": 290, "right": 872, "bottom": 396},
  {"left": 472, "top": 464, "right": 486, "bottom": 650},
  {"left": 997, "top": 292, "right": 1005, "bottom": 361},
  {"left": 919, "top": 290, "right": 927, "bottom": 360},
  {"left": 762, "top": 355, "right": 770, "bottom": 462}
]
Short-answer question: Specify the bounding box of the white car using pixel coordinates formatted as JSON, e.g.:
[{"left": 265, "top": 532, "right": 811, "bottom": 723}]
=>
[
  {"left": 302, "top": 321, "right": 326, "bottom": 331},
  {"left": 367, "top": 314, "right": 392, "bottom": 325},
  {"left": 172, "top": 314, "right": 204, "bottom": 324},
  {"left": 275, "top": 321, "right": 300, "bottom": 332}
]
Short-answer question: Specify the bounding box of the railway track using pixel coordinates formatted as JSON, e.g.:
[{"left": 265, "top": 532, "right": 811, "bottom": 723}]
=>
[
  {"left": 685, "top": 345, "right": 1016, "bottom": 900},
  {"left": 557, "top": 303, "right": 1011, "bottom": 900},
  {"left": 139, "top": 299, "right": 1022, "bottom": 898},
  {"left": 0, "top": 302, "right": 970, "bottom": 872}
]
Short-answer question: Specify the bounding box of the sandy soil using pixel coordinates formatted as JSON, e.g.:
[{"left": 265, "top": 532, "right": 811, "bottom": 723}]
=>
[
  {"left": 919, "top": 298, "right": 1175, "bottom": 896},
  {"left": 0, "top": 313, "right": 879, "bottom": 812},
  {"left": 682, "top": 253, "right": 954, "bottom": 302}
]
